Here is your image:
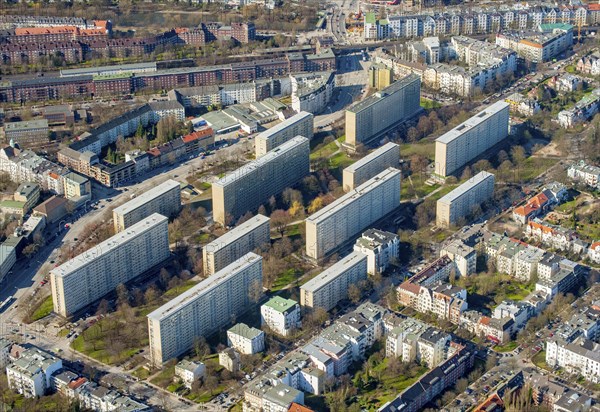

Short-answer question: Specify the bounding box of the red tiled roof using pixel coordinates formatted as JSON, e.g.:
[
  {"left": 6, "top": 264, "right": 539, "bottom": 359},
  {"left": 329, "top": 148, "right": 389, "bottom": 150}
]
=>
[
  {"left": 479, "top": 316, "right": 491, "bottom": 326},
  {"left": 591, "top": 242, "right": 600, "bottom": 250},
  {"left": 288, "top": 403, "right": 314, "bottom": 412},
  {"left": 514, "top": 192, "right": 549, "bottom": 217},
  {"left": 474, "top": 393, "right": 504, "bottom": 412},
  {"left": 398, "top": 281, "right": 421, "bottom": 295},
  {"left": 182, "top": 128, "right": 214, "bottom": 143},
  {"left": 68, "top": 377, "right": 87, "bottom": 390},
  {"left": 589, "top": 4, "right": 600, "bottom": 11}
]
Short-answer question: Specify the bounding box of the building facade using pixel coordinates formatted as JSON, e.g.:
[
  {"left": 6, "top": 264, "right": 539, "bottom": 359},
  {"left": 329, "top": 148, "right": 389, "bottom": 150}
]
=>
[
  {"left": 300, "top": 251, "right": 368, "bottom": 311},
  {"left": 261, "top": 296, "right": 302, "bottom": 337},
  {"left": 254, "top": 112, "right": 314, "bottom": 157},
  {"left": 147, "top": 253, "right": 262, "bottom": 367},
  {"left": 434, "top": 101, "right": 509, "bottom": 177},
  {"left": 342, "top": 142, "right": 400, "bottom": 192},
  {"left": 305, "top": 168, "right": 401, "bottom": 260},
  {"left": 213, "top": 136, "right": 310, "bottom": 225},
  {"left": 112, "top": 179, "right": 181, "bottom": 233},
  {"left": 50, "top": 213, "right": 170, "bottom": 317},
  {"left": 436, "top": 171, "right": 495, "bottom": 228}
]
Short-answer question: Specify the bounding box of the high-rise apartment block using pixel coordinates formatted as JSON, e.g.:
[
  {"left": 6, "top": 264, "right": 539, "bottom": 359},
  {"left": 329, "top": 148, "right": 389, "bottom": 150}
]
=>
[
  {"left": 436, "top": 171, "right": 495, "bottom": 228},
  {"left": 434, "top": 101, "right": 509, "bottom": 178},
  {"left": 112, "top": 179, "right": 181, "bottom": 233},
  {"left": 50, "top": 213, "right": 170, "bottom": 317},
  {"left": 305, "top": 168, "right": 401, "bottom": 260},
  {"left": 213, "top": 136, "right": 310, "bottom": 225},
  {"left": 254, "top": 111, "right": 314, "bottom": 157},
  {"left": 203, "top": 214, "right": 270, "bottom": 276},
  {"left": 345, "top": 74, "right": 420, "bottom": 149},
  {"left": 147, "top": 252, "right": 262, "bottom": 367},
  {"left": 342, "top": 142, "right": 400, "bottom": 191},
  {"left": 300, "top": 251, "right": 368, "bottom": 311}
]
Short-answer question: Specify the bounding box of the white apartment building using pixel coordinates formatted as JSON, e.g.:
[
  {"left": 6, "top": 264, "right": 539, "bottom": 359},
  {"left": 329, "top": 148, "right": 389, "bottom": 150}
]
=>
[
  {"left": 305, "top": 168, "right": 401, "bottom": 260},
  {"left": 213, "top": 136, "right": 310, "bottom": 225},
  {"left": 436, "top": 171, "right": 495, "bottom": 228},
  {"left": 203, "top": 214, "right": 270, "bottom": 276},
  {"left": 50, "top": 213, "right": 170, "bottom": 317},
  {"left": 254, "top": 112, "right": 314, "bottom": 157},
  {"left": 0, "top": 244, "right": 17, "bottom": 284},
  {"left": 353, "top": 229, "right": 399, "bottom": 275},
  {"left": 6, "top": 348, "right": 62, "bottom": 398},
  {"left": 290, "top": 72, "right": 335, "bottom": 115},
  {"left": 0, "top": 146, "right": 68, "bottom": 194},
  {"left": 227, "top": 323, "right": 265, "bottom": 355},
  {"left": 261, "top": 296, "right": 302, "bottom": 337},
  {"left": 434, "top": 101, "right": 509, "bottom": 177},
  {"left": 546, "top": 336, "right": 600, "bottom": 383},
  {"left": 557, "top": 89, "right": 600, "bottom": 128},
  {"left": 175, "top": 360, "right": 205, "bottom": 389},
  {"left": 440, "top": 239, "right": 477, "bottom": 277},
  {"left": 147, "top": 253, "right": 262, "bottom": 367},
  {"left": 112, "top": 179, "right": 181, "bottom": 233},
  {"left": 300, "top": 251, "right": 368, "bottom": 311},
  {"left": 386, "top": 318, "right": 450, "bottom": 368},
  {"left": 568, "top": 160, "right": 600, "bottom": 188},
  {"left": 342, "top": 142, "right": 400, "bottom": 192},
  {"left": 0, "top": 339, "right": 12, "bottom": 369}
]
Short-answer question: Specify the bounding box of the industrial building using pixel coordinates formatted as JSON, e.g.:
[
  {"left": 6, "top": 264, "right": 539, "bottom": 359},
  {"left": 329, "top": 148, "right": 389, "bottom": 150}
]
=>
[
  {"left": 50, "top": 213, "right": 170, "bottom": 317},
  {"left": 203, "top": 214, "right": 270, "bottom": 276},
  {"left": 254, "top": 112, "right": 313, "bottom": 157},
  {"left": 112, "top": 179, "right": 181, "bottom": 233},
  {"left": 147, "top": 253, "right": 262, "bottom": 367},
  {"left": 434, "top": 101, "right": 509, "bottom": 178},
  {"left": 305, "top": 168, "right": 401, "bottom": 260},
  {"left": 213, "top": 136, "right": 310, "bottom": 225},
  {"left": 345, "top": 74, "right": 420, "bottom": 149},
  {"left": 436, "top": 171, "right": 495, "bottom": 228}
]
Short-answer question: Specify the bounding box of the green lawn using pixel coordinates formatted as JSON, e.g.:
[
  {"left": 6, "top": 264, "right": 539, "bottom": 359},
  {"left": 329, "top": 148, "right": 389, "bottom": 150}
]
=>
[
  {"left": 532, "top": 350, "right": 551, "bottom": 371},
  {"left": 399, "top": 141, "right": 435, "bottom": 161},
  {"left": 329, "top": 151, "right": 354, "bottom": 169},
  {"left": 132, "top": 367, "right": 150, "bottom": 380},
  {"left": 421, "top": 97, "right": 442, "bottom": 109},
  {"left": 271, "top": 268, "right": 300, "bottom": 291},
  {"left": 556, "top": 199, "right": 578, "bottom": 213},
  {"left": 150, "top": 364, "right": 176, "bottom": 387},
  {"left": 31, "top": 296, "right": 53, "bottom": 322},
  {"left": 495, "top": 341, "right": 518, "bottom": 353},
  {"left": 565, "top": 65, "right": 576, "bottom": 73}
]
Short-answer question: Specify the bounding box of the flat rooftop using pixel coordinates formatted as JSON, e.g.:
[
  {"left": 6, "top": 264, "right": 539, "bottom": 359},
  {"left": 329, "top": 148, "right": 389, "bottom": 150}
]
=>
[
  {"left": 204, "top": 215, "right": 269, "bottom": 253},
  {"left": 112, "top": 179, "right": 180, "bottom": 216},
  {"left": 438, "top": 171, "right": 495, "bottom": 205},
  {"left": 255, "top": 111, "right": 313, "bottom": 141},
  {"left": 263, "top": 296, "right": 297, "bottom": 314},
  {"left": 4, "top": 119, "right": 48, "bottom": 131},
  {"left": 343, "top": 142, "right": 399, "bottom": 173},
  {"left": 60, "top": 62, "right": 157, "bottom": 77},
  {"left": 346, "top": 74, "right": 419, "bottom": 114},
  {"left": 147, "top": 252, "right": 261, "bottom": 322},
  {"left": 51, "top": 213, "right": 167, "bottom": 278},
  {"left": 214, "top": 136, "right": 308, "bottom": 187},
  {"left": 436, "top": 101, "right": 509, "bottom": 145},
  {"left": 306, "top": 168, "right": 400, "bottom": 223},
  {"left": 301, "top": 251, "right": 366, "bottom": 293}
]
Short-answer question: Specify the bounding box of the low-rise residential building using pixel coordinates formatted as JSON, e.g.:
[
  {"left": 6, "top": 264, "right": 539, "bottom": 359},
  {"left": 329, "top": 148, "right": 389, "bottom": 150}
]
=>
[
  {"left": 513, "top": 192, "right": 550, "bottom": 224},
  {"left": 525, "top": 219, "right": 582, "bottom": 253},
  {"left": 385, "top": 318, "right": 452, "bottom": 367},
  {"left": 32, "top": 195, "right": 69, "bottom": 224},
  {"left": 1, "top": 119, "right": 49, "bottom": 148},
  {"left": 568, "top": 160, "right": 600, "bottom": 188},
  {"left": 504, "top": 92, "right": 541, "bottom": 116},
  {"left": 0, "top": 200, "right": 27, "bottom": 217},
  {"left": 61, "top": 172, "right": 91, "bottom": 205},
  {"left": 219, "top": 348, "right": 240, "bottom": 373},
  {"left": 227, "top": 323, "right": 265, "bottom": 355},
  {"left": 290, "top": 72, "right": 335, "bottom": 114},
  {"left": 261, "top": 297, "right": 302, "bottom": 337},
  {"left": 493, "top": 300, "right": 532, "bottom": 331},
  {"left": 13, "top": 182, "right": 40, "bottom": 213},
  {"left": 495, "top": 24, "right": 573, "bottom": 62},
  {"left": 557, "top": 88, "right": 600, "bottom": 128},
  {"left": 6, "top": 347, "right": 62, "bottom": 398},
  {"left": 379, "top": 344, "right": 475, "bottom": 412},
  {"left": 440, "top": 239, "right": 477, "bottom": 277},
  {"left": 353, "top": 229, "right": 399, "bottom": 275},
  {"left": 546, "top": 335, "right": 600, "bottom": 383},
  {"left": 175, "top": 360, "right": 205, "bottom": 389}
]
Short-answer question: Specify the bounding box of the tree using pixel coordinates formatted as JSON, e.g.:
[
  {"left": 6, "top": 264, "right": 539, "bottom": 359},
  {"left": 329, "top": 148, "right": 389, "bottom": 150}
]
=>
[
  {"left": 348, "top": 284, "right": 361, "bottom": 304},
  {"left": 511, "top": 145, "right": 526, "bottom": 165},
  {"left": 407, "top": 127, "right": 419, "bottom": 143},
  {"left": 473, "top": 159, "right": 492, "bottom": 173},
  {"left": 144, "top": 286, "right": 159, "bottom": 304},
  {"left": 96, "top": 299, "right": 110, "bottom": 317},
  {"left": 282, "top": 188, "right": 302, "bottom": 208},
  {"left": 115, "top": 283, "right": 129, "bottom": 306},
  {"left": 248, "top": 279, "right": 262, "bottom": 304},
  {"left": 308, "top": 197, "right": 324, "bottom": 214},
  {"left": 485, "top": 352, "right": 497, "bottom": 371},
  {"left": 270, "top": 209, "right": 291, "bottom": 238},
  {"left": 288, "top": 200, "right": 304, "bottom": 218},
  {"left": 461, "top": 166, "right": 472, "bottom": 181},
  {"left": 194, "top": 336, "right": 210, "bottom": 360}
]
